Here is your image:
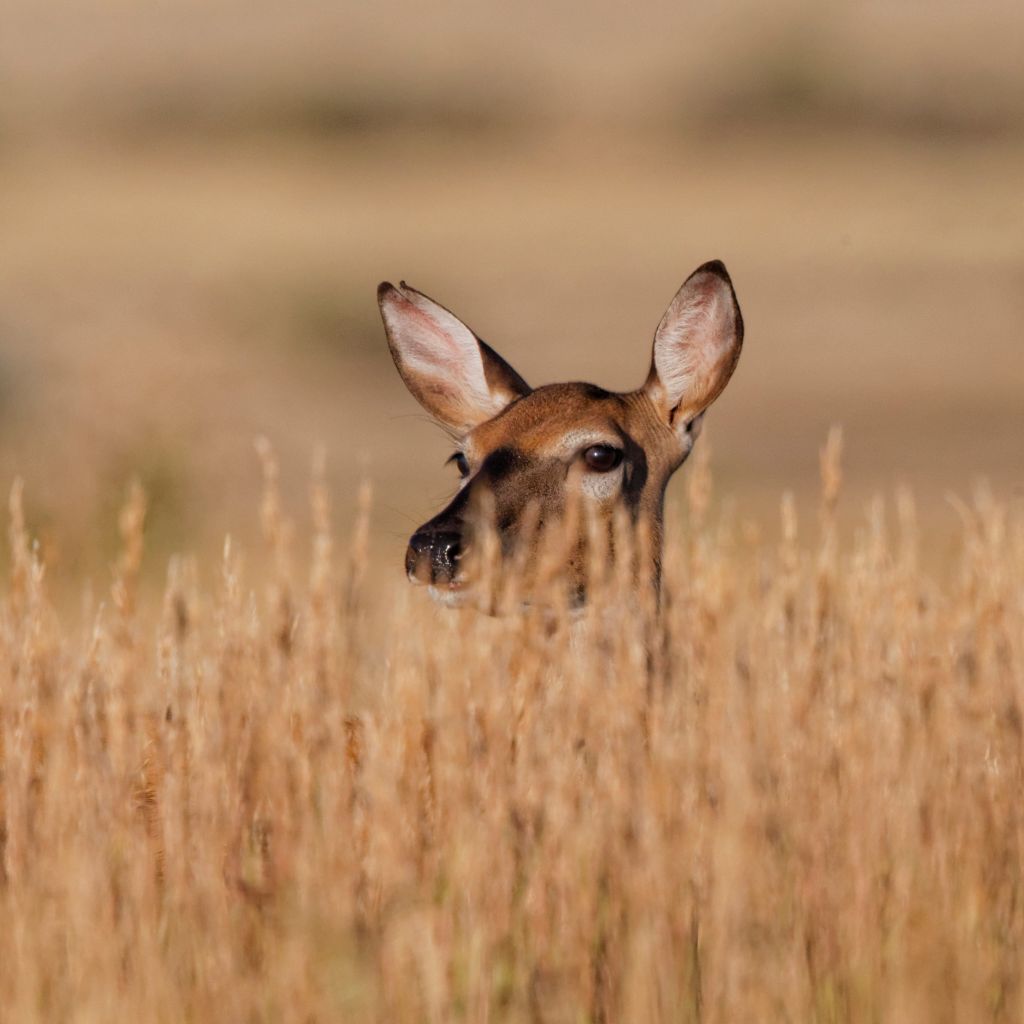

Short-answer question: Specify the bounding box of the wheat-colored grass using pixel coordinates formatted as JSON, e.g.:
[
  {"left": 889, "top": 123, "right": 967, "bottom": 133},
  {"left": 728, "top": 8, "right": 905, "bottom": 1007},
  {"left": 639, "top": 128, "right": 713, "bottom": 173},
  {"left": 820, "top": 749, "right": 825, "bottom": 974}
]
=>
[{"left": 0, "top": 436, "right": 1022, "bottom": 1023}]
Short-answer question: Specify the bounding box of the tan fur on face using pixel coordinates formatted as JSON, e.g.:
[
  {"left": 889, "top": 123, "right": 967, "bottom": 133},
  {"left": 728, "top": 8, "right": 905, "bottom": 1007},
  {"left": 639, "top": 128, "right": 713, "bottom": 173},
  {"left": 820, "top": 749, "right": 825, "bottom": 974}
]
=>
[{"left": 453, "top": 383, "right": 690, "bottom": 595}]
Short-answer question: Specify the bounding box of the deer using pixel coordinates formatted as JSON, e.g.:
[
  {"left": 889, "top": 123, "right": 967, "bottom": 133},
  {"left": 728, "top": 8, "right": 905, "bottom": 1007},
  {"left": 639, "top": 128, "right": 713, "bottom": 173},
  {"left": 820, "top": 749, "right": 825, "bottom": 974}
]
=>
[{"left": 378, "top": 260, "right": 744, "bottom": 611}]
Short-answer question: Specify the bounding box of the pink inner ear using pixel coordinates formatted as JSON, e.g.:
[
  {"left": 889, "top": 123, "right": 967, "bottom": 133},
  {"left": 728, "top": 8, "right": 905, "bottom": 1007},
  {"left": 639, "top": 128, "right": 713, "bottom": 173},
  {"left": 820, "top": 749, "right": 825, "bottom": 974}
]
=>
[
  {"left": 383, "top": 287, "right": 495, "bottom": 417},
  {"left": 688, "top": 283, "right": 730, "bottom": 367},
  {"left": 416, "top": 378, "right": 466, "bottom": 414},
  {"left": 400, "top": 302, "right": 470, "bottom": 370},
  {"left": 653, "top": 271, "right": 738, "bottom": 420}
]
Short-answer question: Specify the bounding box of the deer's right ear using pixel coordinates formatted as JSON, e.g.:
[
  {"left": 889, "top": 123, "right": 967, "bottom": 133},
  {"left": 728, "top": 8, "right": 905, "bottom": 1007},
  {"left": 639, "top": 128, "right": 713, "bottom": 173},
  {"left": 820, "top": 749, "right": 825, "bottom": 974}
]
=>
[{"left": 378, "top": 282, "right": 531, "bottom": 434}]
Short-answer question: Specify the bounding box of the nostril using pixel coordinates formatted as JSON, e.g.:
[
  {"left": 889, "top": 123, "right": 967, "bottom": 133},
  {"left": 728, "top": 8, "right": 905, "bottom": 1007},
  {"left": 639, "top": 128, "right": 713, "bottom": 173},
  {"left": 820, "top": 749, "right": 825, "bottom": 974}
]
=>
[
  {"left": 440, "top": 535, "right": 462, "bottom": 564},
  {"left": 430, "top": 533, "right": 463, "bottom": 577},
  {"left": 409, "top": 531, "right": 434, "bottom": 555},
  {"left": 425, "top": 532, "right": 462, "bottom": 581}
]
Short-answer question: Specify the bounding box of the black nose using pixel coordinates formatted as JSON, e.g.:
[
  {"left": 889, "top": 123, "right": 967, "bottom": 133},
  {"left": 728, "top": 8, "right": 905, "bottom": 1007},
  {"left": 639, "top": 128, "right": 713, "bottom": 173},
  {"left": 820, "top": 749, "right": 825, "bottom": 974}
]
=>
[{"left": 406, "top": 530, "right": 463, "bottom": 583}]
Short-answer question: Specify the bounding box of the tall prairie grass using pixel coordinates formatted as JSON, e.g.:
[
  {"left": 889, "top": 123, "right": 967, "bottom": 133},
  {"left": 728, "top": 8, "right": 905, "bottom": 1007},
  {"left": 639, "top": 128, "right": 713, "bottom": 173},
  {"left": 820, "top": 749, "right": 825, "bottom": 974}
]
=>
[{"left": 1, "top": 436, "right": 1022, "bottom": 1023}]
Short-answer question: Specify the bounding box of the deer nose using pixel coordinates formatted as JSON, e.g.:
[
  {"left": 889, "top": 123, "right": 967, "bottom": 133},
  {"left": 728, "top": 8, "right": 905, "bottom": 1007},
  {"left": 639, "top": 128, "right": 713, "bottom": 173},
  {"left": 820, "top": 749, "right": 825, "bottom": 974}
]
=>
[{"left": 406, "top": 530, "right": 463, "bottom": 584}]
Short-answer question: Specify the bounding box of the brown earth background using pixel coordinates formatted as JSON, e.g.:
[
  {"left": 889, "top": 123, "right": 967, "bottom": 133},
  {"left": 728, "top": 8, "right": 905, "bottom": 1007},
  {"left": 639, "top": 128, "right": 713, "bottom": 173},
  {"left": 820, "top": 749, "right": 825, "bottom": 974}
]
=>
[{"left": 1, "top": 0, "right": 1022, "bottom": 588}]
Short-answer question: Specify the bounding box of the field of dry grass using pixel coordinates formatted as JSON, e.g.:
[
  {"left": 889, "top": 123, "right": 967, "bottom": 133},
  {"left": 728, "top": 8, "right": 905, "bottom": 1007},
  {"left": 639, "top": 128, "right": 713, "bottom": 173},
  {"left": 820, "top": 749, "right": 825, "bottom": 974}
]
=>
[
  {"left": 1, "top": 2, "right": 1023, "bottom": 1019},
  {"left": 1, "top": 439, "right": 1022, "bottom": 1022}
]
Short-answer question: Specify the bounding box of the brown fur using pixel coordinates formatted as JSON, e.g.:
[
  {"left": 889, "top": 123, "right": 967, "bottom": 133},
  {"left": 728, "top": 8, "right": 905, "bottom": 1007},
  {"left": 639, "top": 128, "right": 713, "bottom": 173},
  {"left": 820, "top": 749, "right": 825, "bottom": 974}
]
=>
[{"left": 379, "top": 261, "right": 744, "bottom": 606}]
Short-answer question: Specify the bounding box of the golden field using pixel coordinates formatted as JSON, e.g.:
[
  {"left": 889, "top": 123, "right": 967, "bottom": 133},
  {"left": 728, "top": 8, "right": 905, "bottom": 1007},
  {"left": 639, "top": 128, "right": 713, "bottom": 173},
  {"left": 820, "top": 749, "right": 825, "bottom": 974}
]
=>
[
  {"left": 1, "top": 1, "right": 1023, "bottom": 1020},
  {"left": 1, "top": 441, "right": 1023, "bottom": 1022}
]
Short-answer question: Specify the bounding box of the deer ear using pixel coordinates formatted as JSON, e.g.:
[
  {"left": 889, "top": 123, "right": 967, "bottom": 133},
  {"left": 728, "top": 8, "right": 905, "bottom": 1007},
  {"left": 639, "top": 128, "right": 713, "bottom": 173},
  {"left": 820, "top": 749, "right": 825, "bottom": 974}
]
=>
[
  {"left": 378, "top": 282, "right": 530, "bottom": 434},
  {"left": 643, "top": 260, "right": 744, "bottom": 437}
]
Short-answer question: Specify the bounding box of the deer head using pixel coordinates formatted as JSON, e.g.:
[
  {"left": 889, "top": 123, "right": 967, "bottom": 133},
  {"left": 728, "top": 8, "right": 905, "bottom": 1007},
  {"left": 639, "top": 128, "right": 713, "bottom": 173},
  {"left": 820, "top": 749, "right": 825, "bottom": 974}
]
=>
[{"left": 378, "top": 260, "right": 744, "bottom": 608}]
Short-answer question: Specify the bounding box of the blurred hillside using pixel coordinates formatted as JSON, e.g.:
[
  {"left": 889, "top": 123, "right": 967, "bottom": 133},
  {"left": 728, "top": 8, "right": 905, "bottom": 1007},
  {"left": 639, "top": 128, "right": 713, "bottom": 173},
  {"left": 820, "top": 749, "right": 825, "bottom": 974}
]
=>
[{"left": 1, "top": 0, "right": 1022, "bottom": 584}]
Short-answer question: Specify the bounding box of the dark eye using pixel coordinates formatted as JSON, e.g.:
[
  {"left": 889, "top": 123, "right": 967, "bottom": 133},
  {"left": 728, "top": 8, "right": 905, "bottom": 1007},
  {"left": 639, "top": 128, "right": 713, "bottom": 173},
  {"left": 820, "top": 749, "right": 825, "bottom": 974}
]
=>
[
  {"left": 449, "top": 452, "right": 470, "bottom": 478},
  {"left": 582, "top": 444, "right": 623, "bottom": 472}
]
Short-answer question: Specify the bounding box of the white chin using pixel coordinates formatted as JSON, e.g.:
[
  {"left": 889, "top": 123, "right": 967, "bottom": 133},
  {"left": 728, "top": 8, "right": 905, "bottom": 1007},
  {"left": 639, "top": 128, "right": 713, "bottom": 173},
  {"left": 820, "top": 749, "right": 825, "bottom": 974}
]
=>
[{"left": 426, "top": 585, "right": 473, "bottom": 608}]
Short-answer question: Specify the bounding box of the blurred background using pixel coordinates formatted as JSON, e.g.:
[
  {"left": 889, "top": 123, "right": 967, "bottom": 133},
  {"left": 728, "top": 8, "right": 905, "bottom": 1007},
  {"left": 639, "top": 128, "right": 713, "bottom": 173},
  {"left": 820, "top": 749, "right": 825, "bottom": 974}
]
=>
[{"left": 1, "top": 0, "right": 1022, "bottom": 584}]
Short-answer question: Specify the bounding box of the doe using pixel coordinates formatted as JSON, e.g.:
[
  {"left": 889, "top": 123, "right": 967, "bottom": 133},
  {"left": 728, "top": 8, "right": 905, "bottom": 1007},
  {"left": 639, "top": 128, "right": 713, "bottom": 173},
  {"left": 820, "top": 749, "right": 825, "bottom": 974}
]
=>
[{"left": 378, "top": 260, "right": 744, "bottom": 608}]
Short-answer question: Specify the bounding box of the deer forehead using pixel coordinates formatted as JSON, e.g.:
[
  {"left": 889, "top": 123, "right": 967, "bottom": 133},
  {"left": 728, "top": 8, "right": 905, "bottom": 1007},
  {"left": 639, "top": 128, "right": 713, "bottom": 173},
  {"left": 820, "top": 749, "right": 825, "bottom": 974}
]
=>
[{"left": 465, "top": 384, "right": 638, "bottom": 458}]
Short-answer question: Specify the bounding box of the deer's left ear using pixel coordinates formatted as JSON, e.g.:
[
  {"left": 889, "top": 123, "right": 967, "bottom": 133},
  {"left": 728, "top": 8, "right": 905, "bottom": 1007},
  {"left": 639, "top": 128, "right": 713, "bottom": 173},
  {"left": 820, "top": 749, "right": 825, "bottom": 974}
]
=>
[
  {"left": 378, "top": 282, "right": 531, "bottom": 434},
  {"left": 643, "top": 260, "right": 744, "bottom": 438}
]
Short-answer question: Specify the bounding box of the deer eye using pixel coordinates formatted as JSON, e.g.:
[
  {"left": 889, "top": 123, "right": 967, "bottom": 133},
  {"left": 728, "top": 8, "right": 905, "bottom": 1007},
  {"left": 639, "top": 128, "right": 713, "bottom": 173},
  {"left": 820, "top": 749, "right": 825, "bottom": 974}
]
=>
[
  {"left": 582, "top": 444, "right": 622, "bottom": 472},
  {"left": 448, "top": 452, "right": 470, "bottom": 478}
]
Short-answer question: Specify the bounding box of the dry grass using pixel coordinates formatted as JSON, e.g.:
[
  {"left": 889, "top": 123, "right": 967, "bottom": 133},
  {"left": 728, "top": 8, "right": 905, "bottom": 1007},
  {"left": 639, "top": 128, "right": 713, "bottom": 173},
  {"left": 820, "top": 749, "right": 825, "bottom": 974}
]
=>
[
  {"left": 1, "top": 435, "right": 1022, "bottom": 1023},
  {"left": 2, "top": 4, "right": 1021, "bottom": 1017}
]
